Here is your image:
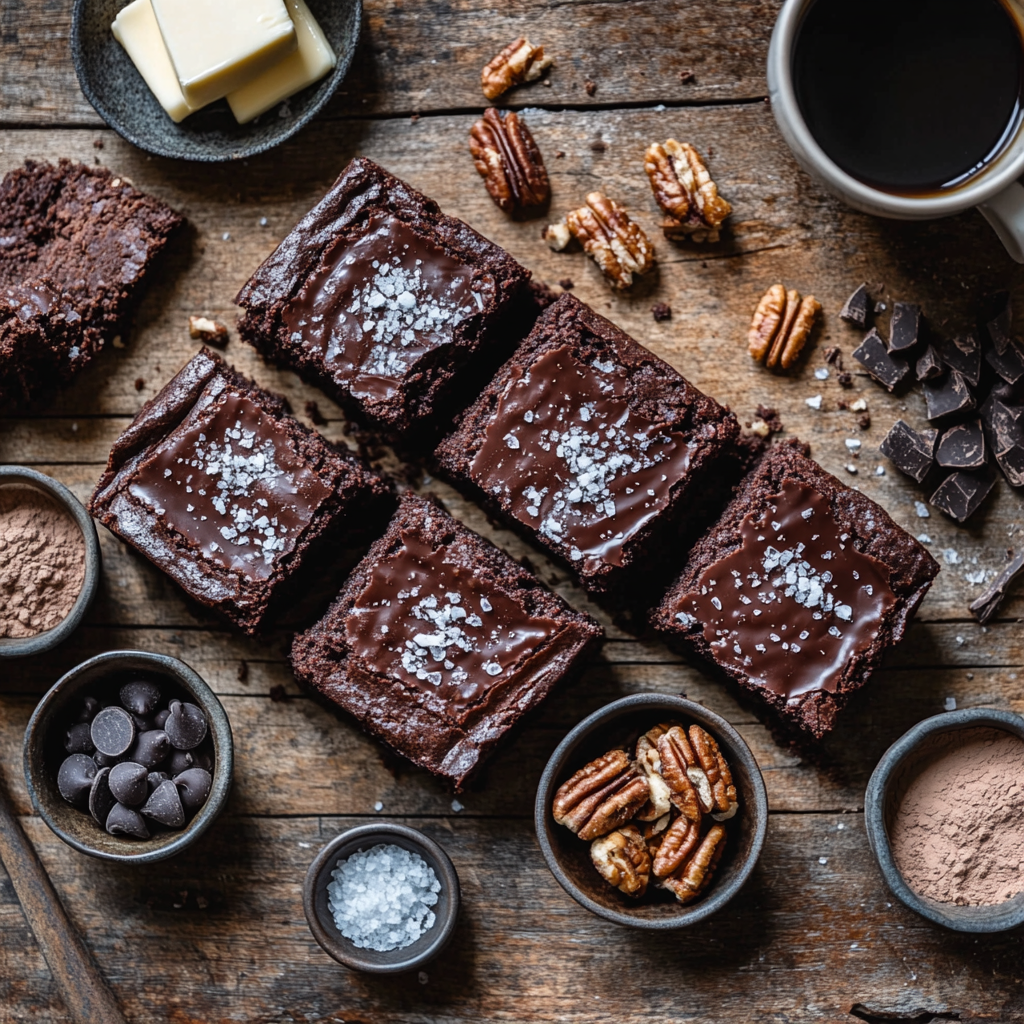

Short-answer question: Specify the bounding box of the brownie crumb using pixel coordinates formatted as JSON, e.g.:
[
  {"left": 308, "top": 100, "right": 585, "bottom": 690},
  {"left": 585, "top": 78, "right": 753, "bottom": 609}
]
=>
[
  {"left": 269, "top": 684, "right": 288, "bottom": 702},
  {"left": 554, "top": 151, "right": 565, "bottom": 159},
  {"left": 679, "top": 70, "right": 696, "bottom": 83},
  {"left": 651, "top": 302, "right": 672, "bottom": 322},
  {"left": 304, "top": 399, "right": 327, "bottom": 426},
  {"left": 558, "top": 278, "right": 575, "bottom": 291},
  {"left": 584, "top": 79, "right": 597, "bottom": 96},
  {"left": 410, "top": 113, "right": 420, "bottom": 123},
  {"left": 857, "top": 413, "right": 871, "bottom": 430},
  {"left": 134, "top": 377, "right": 145, "bottom": 391},
  {"left": 93, "top": 139, "right": 104, "bottom": 149},
  {"left": 237, "top": 659, "right": 249, "bottom": 682},
  {"left": 837, "top": 371, "right": 854, "bottom": 388},
  {"left": 590, "top": 140, "right": 607, "bottom": 153},
  {"left": 528, "top": 279, "right": 561, "bottom": 311}
]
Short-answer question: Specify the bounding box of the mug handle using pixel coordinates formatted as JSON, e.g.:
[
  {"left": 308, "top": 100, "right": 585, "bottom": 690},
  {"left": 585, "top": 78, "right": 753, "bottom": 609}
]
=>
[{"left": 979, "top": 181, "right": 1024, "bottom": 264}]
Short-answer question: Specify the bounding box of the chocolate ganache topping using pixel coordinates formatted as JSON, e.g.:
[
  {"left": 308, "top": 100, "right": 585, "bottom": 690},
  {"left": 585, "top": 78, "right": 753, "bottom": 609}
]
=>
[
  {"left": 469, "top": 346, "right": 695, "bottom": 571},
  {"left": 673, "top": 481, "right": 897, "bottom": 700},
  {"left": 280, "top": 215, "right": 494, "bottom": 401},
  {"left": 344, "top": 530, "right": 560, "bottom": 712},
  {"left": 129, "top": 390, "right": 331, "bottom": 579}
]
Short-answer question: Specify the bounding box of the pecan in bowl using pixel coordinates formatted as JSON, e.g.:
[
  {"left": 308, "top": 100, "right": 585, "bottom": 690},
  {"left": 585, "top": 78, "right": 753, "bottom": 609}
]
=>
[{"left": 470, "top": 109, "right": 550, "bottom": 216}]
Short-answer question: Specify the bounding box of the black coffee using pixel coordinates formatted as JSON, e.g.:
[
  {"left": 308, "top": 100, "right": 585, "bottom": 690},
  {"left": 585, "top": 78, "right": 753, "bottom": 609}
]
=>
[{"left": 793, "top": 0, "right": 1024, "bottom": 194}]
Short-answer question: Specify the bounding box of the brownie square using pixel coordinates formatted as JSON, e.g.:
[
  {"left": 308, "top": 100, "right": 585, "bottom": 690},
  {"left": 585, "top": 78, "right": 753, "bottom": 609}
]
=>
[
  {"left": 0, "top": 160, "right": 183, "bottom": 409},
  {"left": 90, "top": 348, "right": 391, "bottom": 634},
  {"left": 235, "top": 157, "right": 531, "bottom": 438},
  {"left": 290, "top": 492, "right": 603, "bottom": 789},
  {"left": 434, "top": 294, "right": 739, "bottom": 599},
  {"left": 650, "top": 441, "right": 940, "bottom": 741}
]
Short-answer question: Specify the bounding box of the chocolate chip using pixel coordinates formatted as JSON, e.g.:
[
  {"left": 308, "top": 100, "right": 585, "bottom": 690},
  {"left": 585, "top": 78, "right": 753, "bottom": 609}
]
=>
[
  {"left": 94, "top": 751, "right": 123, "bottom": 768},
  {"left": 120, "top": 680, "right": 162, "bottom": 716},
  {"left": 879, "top": 419, "right": 938, "bottom": 483},
  {"left": 65, "top": 722, "right": 95, "bottom": 755},
  {"left": 153, "top": 708, "right": 170, "bottom": 729},
  {"left": 888, "top": 302, "right": 920, "bottom": 352},
  {"left": 147, "top": 771, "right": 171, "bottom": 792},
  {"left": 929, "top": 470, "right": 995, "bottom": 522},
  {"left": 75, "top": 696, "right": 101, "bottom": 723},
  {"left": 57, "top": 754, "right": 97, "bottom": 809},
  {"left": 90, "top": 707, "right": 136, "bottom": 757},
  {"left": 108, "top": 762, "right": 149, "bottom": 807},
  {"left": 164, "top": 701, "right": 208, "bottom": 750},
  {"left": 141, "top": 780, "right": 186, "bottom": 828},
  {"left": 105, "top": 803, "right": 150, "bottom": 839},
  {"left": 852, "top": 329, "right": 909, "bottom": 391},
  {"left": 839, "top": 284, "right": 870, "bottom": 328},
  {"left": 174, "top": 768, "right": 213, "bottom": 814},
  {"left": 167, "top": 749, "right": 195, "bottom": 775},
  {"left": 936, "top": 419, "right": 987, "bottom": 470},
  {"left": 970, "top": 549, "right": 1024, "bottom": 624},
  {"left": 915, "top": 344, "right": 943, "bottom": 382},
  {"left": 936, "top": 333, "right": 981, "bottom": 387},
  {"left": 88, "top": 768, "right": 117, "bottom": 827},
  {"left": 985, "top": 339, "right": 1024, "bottom": 385},
  {"left": 130, "top": 730, "right": 172, "bottom": 769},
  {"left": 923, "top": 370, "right": 976, "bottom": 421}
]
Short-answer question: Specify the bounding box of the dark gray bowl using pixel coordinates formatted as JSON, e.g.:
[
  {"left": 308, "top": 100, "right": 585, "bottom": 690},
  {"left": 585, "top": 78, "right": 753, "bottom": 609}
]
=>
[
  {"left": 24, "top": 650, "right": 233, "bottom": 863},
  {"left": 71, "top": 0, "right": 361, "bottom": 161},
  {"left": 535, "top": 693, "right": 768, "bottom": 929},
  {"left": 865, "top": 707, "right": 1024, "bottom": 933},
  {"left": 0, "top": 466, "right": 101, "bottom": 660},
  {"left": 303, "top": 823, "right": 460, "bottom": 973}
]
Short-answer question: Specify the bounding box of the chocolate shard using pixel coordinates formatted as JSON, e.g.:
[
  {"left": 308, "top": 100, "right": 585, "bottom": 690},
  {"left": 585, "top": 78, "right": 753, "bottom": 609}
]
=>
[
  {"left": 839, "top": 283, "right": 870, "bottom": 328},
  {"left": 936, "top": 419, "right": 987, "bottom": 470},
  {"left": 936, "top": 333, "right": 981, "bottom": 387},
  {"left": 969, "top": 549, "right": 1024, "bottom": 624},
  {"left": 923, "top": 370, "right": 976, "bottom": 421},
  {"left": 879, "top": 419, "right": 938, "bottom": 483},
  {"left": 984, "top": 397, "right": 1024, "bottom": 487},
  {"left": 915, "top": 344, "right": 943, "bottom": 382},
  {"left": 984, "top": 338, "right": 1024, "bottom": 385},
  {"left": 982, "top": 290, "right": 1013, "bottom": 356},
  {"left": 929, "top": 470, "right": 995, "bottom": 523},
  {"left": 852, "top": 329, "right": 909, "bottom": 391},
  {"left": 888, "top": 302, "right": 920, "bottom": 353}
]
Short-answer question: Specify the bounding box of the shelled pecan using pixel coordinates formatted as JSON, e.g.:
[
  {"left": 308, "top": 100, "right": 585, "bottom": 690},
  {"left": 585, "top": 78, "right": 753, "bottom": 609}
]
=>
[
  {"left": 470, "top": 109, "right": 550, "bottom": 215},
  {"left": 644, "top": 140, "right": 732, "bottom": 243},
  {"left": 748, "top": 283, "right": 821, "bottom": 370},
  {"left": 660, "top": 824, "right": 727, "bottom": 904},
  {"left": 690, "top": 724, "right": 739, "bottom": 820},
  {"left": 481, "top": 37, "right": 553, "bottom": 100},
  {"left": 552, "top": 749, "right": 649, "bottom": 841},
  {"left": 590, "top": 825, "right": 651, "bottom": 897}
]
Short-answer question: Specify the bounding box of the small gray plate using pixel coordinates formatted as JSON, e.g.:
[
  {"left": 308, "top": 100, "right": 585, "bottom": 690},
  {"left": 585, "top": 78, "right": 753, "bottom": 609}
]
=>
[{"left": 71, "top": 0, "right": 361, "bottom": 162}]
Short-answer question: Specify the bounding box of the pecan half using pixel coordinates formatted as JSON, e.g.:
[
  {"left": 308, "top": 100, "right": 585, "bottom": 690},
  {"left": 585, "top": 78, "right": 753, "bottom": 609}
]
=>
[
  {"left": 481, "top": 37, "right": 553, "bottom": 100},
  {"left": 747, "top": 283, "right": 821, "bottom": 370},
  {"left": 557, "top": 192, "right": 655, "bottom": 290},
  {"left": 644, "top": 140, "right": 732, "bottom": 243},
  {"left": 689, "top": 725, "right": 739, "bottom": 820},
  {"left": 660, "top": 823, "right": 727, "bottom": 904},
  {"left": 470, "top": 109, "right": 550, "bottom": 215},
  {"left": 590, "top": 825, "right": 651, "bottom": 897},
  {"left": 652, "top": 813, "right": 701, "bottom": 878},
  {"left": 657, "top": 725, "right": 713, "bottom": 816},
  {"left": 634, "top": 731, "right": 673, "bottom": 821},
  {"left": 552, "top": 749, "right": 649, "bottom": 841}
]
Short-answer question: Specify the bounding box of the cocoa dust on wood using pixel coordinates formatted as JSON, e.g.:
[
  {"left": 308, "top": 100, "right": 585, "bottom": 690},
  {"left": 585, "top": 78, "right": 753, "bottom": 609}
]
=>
[
  {"left": 890, "top": 727, "right": 1024, "bottom": 906},
  {"left": 0, "top": 486, "right": 85, "bottom": 638}
]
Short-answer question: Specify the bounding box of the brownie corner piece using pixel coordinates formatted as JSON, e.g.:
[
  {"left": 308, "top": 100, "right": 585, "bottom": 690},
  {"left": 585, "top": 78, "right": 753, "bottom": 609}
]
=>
[
  {"left": 234, "top": 157, "right": 531, "bottom": 437},
  {"left": 434, "top": 293, "right": 739, "bottom": 599},
  {"left": 289, "top": 491, "right": 603, "bottom": 789},
  {"left": 651, "top": 441, "right": 939, "bottom": 742},
  {"left": 89, "top": 347, "right": 390, "bottom": 634}
]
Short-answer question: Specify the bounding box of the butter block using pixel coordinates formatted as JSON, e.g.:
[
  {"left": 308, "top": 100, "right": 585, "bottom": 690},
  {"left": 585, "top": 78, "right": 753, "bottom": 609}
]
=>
[
  {"left": 227, "top": 0, "right": 336, "bottom": 123},
  {"left": 111, "top": 0, "right": 196, "bottom": 123},
  {"left": 151, "top": 0, "right": 297, "bottom": 108}
]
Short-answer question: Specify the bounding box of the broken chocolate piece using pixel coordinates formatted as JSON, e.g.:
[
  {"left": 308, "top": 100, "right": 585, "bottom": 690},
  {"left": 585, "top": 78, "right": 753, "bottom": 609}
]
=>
[
  {"left": 879, "top": 419, "right": 938, "bottom": 483},
  {"left": 936, "top": 333, "right": 981, "bottom": 387},
  {"left": 969, "top": 549, "right": 1024, "bottom": 624},
  {"left": 929, "top": 470, "right": 995, "bottom": 523},
  {"left": 982, "top": 393, "right": 1024, "bottom": 486},
  {"left": 839, "top": 283, "right": 870, "bottom": 328},
  {"left": 852, "top": 329, "right": 909, "bottom": 391},
  {"left": 936, "top": 419, "right": 987, "bottom": 470},
  {"left": 994, "top": 434, "right": 1024, "bottom": 487},
  {"left": 915, "top": 345, "right": 943, "bottom": 382},
  {"left": 983, "top": 291, "right": 1013, "bottom": 356},
  {"left": 888, "top": 302, "right": 920, "bottom": 353},
  {"left": 985, "top": 338, "right": 1024, "bottom": 385},
  {"left": 923, "top": 370, "right": 976, "bottom": 421}
]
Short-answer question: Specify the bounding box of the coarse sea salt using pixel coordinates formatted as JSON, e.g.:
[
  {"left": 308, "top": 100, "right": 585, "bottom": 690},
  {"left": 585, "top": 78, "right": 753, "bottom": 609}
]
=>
[{"left": 327, "top": 844, "right": 441, "bottom": 952}]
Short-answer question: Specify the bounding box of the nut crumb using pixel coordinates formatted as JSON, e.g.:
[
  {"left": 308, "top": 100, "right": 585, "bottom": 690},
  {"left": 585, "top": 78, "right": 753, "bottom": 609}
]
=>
[
  {"left": 481, "top": 37, "right": 553, "bottom": 100},
  {"left": 188, "top": 315, "right": 229, "bottom": 346},
  {"left": 679, "top": 70, "right": 696, "bottom": 83}
]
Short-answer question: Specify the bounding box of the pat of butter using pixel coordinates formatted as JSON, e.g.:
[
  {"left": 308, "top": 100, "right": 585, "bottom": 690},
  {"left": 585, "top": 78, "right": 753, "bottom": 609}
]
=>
[
  {"left": 111, "top": 0, "right": 196, "bottom": 123},
  {"left": 227, "top": 0, "right": 337, "bottom": 124},
  {"left": 151, "top": 0, "right": 298, "bottom": 108}
]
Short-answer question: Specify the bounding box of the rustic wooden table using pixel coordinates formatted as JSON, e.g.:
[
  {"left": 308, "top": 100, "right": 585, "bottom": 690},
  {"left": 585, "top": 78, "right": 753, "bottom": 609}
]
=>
[{"left": 3, "top": 2, "right": 1024, "bottom": 1020}]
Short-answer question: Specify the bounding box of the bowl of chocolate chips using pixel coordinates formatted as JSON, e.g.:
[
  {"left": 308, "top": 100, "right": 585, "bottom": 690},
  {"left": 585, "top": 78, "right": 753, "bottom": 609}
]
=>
[{"left": 24, "top": 650, "right": 233, "bottom": 863}]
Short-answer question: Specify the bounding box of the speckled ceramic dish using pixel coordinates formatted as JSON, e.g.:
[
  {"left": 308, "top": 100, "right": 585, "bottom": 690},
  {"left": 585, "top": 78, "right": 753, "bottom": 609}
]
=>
[{"left": 71, "top": 0, "right": 361, "bottom": 161}]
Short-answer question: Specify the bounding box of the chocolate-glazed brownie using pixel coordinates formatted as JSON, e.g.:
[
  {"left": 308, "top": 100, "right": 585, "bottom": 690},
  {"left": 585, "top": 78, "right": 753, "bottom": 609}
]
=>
[
  {"left": 90, "top": 348, "right": 391, "bottom": 634},
  {"left": 235, "top": 157, "right": 531, "bottom": 438},
  {"left": 651, "top": 441, "right": 939, "bottom": 742},
  {"left": 434, "top": 294, "right": 739, "bottom": 600},
  {"left": 290, "top": 492, "right": 603, "bottom": 789},
  {"left": 0, "top": 160, "right": 182, "bottom": 409}
]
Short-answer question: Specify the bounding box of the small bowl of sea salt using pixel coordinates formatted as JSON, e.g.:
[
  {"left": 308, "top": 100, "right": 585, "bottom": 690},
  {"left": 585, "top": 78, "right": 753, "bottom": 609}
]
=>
[{"left": 303, "top": 822, "right": 460, "bottom": 972}]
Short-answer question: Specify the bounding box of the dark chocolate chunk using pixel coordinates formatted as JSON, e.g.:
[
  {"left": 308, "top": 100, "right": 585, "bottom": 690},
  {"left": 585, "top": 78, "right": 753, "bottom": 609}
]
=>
[
  {"left": 105, "top": 803, "right": 150, "bottom": 839},
  {"left": 119, "top": 680, "right": 162, "bottom": 716},
  {"left": 994, "top": 433, "right": 1024, "bottom": 488},
  {"left": 75, "top": 696, "right": 101, "bottom": 723},
  {"left": 936, "top": 333, "right": 981, "bottom": 387},
  {"left": 852, "top": 329, "right": 909, "bottom": 390},
  {"left": 147, "top": 770, "right": 171, "bottom": 792},
  {"left": 141, "top": 780, "right": 186, "bottom": 827},
  {"left": 888, "top": 302, "right": 920, "bottom": 352},
  {"left": 164, "top": 700, "right": 208, "bottom": 750},
  {"left": 94, "top": 751, "right": 123, "bottom": 769},
  {"left": 64, "top": 722, "right": 95, "bottom": 755},
  {"left": 839, "top": 283, "right": 870, "bottom": 328},
  {"left": 108, "top": 761, "right": 149, "bottom": 807},
  {"left": 879, "top": 419, "right": 938, "bottom": 483},
  {"left": 915, "top": 344, "right": 944, "bottom": 382},
  {"left": 128, "top": 713, "right": 153, "bottom": 733},
  {"left": 153, "top": 708, "right": 170, "bottom": 729},
  {"left": 983, "top": 290, "right": 1013, "bottom": 355},
  {"left": 936, "top": 419, "right": 987, "bottom": 470},
  {"left": 186, "top": 740, "right": 214, "bottom": 773},
  {"left": 174, "top": 767, "right": 213, "bottom": 814},
  {"left": 929, "top": 470, "right": 995, "bottom": 522},
  {"left": 985, "top": 338, "right": 1024, "bottom": 385},
  {"left": 88, "top": 767, "right": 117, "bottom": 827},
  {"left": 57, "top": 753, "right": 97, "bottom": 809},
  {"left": 90, "top": 706, "right": 136, "bottom": 757},
  {"left": 130, "top": 729, "right": 171, "bottom": 769},
  {"left": 970, "top": 550, "right": 1024, "bottom": 624},
  {"left": 923, "top": 370, "right": 976, "bottom": 421},
  {"left": 979, "top": 391, "right": 1024, "bottom": 486}
]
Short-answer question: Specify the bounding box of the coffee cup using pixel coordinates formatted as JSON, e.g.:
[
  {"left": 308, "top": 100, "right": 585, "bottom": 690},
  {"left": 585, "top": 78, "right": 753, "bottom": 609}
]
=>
[{"left": 767, "top": 0, "right": 1024, "bottom": 262}]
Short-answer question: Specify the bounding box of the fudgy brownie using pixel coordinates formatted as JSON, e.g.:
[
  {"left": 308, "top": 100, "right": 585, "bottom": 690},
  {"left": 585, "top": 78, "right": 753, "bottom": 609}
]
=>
[
  {"left": 90, "top": 348, "right": 391, "bottom": 634},
  {"left": 651, "top": 441, "right": 940, "bottom": 741},
  {"left": 434, "top": 294, "right": 739, "bottom": 599},
  {"left": 0, "top": 160, "right": 183, "bottom": 409},
  {"left": 290, "top": 492, "right": 603, "bottom": 789},
  {"left": 235, "top": 157, "right": 531, "bottom": 438}
]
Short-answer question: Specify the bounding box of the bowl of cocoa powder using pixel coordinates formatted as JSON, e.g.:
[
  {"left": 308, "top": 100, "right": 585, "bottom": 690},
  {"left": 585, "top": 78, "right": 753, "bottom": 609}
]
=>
[
  {"left": 0, "top": 466, "right": 101, "bottom": 658},
  {"left": 866, "top": 707, "right": 1024, "bottom": 932}
]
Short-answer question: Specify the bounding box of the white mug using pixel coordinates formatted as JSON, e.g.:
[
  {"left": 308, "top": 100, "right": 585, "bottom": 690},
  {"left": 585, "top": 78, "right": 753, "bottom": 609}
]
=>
[{"left": 767, "top": 0, "right": 1024, "bottom": 262}]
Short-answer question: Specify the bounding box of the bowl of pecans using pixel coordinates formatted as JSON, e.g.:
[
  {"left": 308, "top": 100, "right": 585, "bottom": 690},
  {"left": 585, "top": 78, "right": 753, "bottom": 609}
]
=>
[{"left": 535, "top": 693, "right": 768, "bottom": 928}]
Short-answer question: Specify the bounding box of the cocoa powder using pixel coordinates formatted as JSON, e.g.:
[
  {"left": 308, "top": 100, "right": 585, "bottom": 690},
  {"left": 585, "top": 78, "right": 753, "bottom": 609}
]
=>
[
  {"left": 0, "top": 486, "right": 85, "bottom": 638},
  {"left": 890, "top": 727, "right": 1024, "bottom": 906}
]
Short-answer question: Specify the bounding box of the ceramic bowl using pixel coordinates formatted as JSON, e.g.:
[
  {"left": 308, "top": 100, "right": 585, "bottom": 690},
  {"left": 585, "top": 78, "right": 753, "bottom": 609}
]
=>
[
  {"left": 303, "top": 822, "right": 461, "bottom": 973},
  {"left": 865, "top": 707, "right": 1024, "bottom": 933},
  {"left": 24, "top": 650, "right": 233, "bottom": 863},
  {"left": 535, "top": 693, "right": 768, "bottom": 929},
  {"left": 70, "top": 0, "right": 361, "bottom": 161},
  {"left": 0, "top": 466, "right": 101, "bottom": 659}
]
